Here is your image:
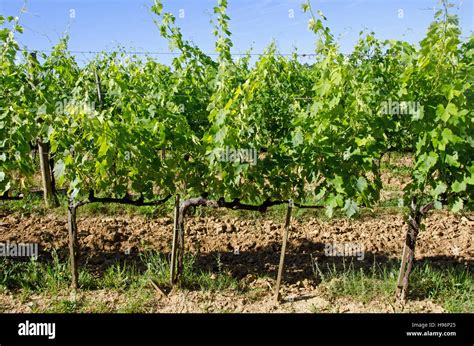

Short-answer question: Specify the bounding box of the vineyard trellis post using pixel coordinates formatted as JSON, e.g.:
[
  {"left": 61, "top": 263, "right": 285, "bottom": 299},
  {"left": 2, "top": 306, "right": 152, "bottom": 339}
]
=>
[
  {"left": 38, "top": 141, "right": 57, "bottom": 207},
  {"left": 274, "top": 199, "right": 293, "bottom": 303},
  {"left": 170, "top": 194, "right": 180, "bottom": 284},
  {"left": 175, "top": 200, "right": 186, "bottom": 282},
  {"left": 67, "top": 198, "right": 81, "bottom": 289}
]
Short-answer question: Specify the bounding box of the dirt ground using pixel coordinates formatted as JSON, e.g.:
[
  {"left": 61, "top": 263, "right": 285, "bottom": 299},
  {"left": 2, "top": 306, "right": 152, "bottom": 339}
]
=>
[
  {"left": 0, "top": 210, "right": 472, "bottom": 265},
  {"left": 0, "top": 208, "right": 472, "bottom": 313},
  {"left": 0, "top": 284, "right": 446, "bottom": 313}
]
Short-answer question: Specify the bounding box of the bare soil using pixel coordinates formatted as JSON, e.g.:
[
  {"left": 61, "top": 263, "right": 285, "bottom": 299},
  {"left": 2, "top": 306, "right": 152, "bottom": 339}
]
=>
[
  {"left": 1, "top": 211, "right": 472, "bottom": 266},
  {"left": 0, "top": 285, "right": 446, "bottom": 313}
]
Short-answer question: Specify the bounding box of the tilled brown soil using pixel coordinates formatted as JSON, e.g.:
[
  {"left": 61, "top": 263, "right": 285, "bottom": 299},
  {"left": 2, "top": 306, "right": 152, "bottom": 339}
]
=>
[
  {"left": 0, "top": 211, "right": 472, "bottom": 264},
  {"left": 0, "top": 210, "right": 472, "bottom": 313}
]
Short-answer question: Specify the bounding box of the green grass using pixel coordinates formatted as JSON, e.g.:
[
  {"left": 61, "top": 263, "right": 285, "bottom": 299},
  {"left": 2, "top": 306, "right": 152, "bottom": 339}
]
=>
[
  {"left": 0, "top": 250, "right": 471, "bottom": 312},
  {"left": 410, "top": 263, "right": 473, "bottom": 313},
  {"left": 101, "top": 262, "right": 141, "bottom": 290},
  {"left": 0, "top": 249, "right": 240, "bottom": 312},
  {"left": 0, "top": 194, "right": 49, "bottom": 216},
  {"left": 0, "top": 251, "right": 70, "bottom": 292},
  {"left": 311, "top": 257, "right": 473, "bottom": 312},
  {"left": 381, "top": 163, "right": 412, "bottom": 177},
  {"left": 79, "top": 201, "right": 172, "bottom": 219},
  {"left": 46, "top": 297, "right": 84, "bottom": 313},
  {"left": 142, "top": 250, "right": 239, "bottom": 292}
]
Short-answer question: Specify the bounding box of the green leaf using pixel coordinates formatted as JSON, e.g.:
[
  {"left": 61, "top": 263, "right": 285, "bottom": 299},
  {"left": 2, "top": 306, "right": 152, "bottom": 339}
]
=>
[
  {"left": 437, "top": 103, "right": 457, "bottom": 122},
  {"left": 325, "top": 205, "right": 334, "bottom": 218},
  {"left": 214, "top": 126, "right": 227, "bottom": 144},
  {"left": 451, "top": 198, "right": 463, "bottom": 213},
  {"left": 151, "top": 1, "right": 163, "bottom": 15},
  {"left": 53, "top": 160, "right": 65, "bottom": 182},
  {"left": 451, "top": 180, "right": 466, "bottom": 193},
  {"left": 317, "top": 10, "right": 327, "bottom": 20},
  {"left": 445, "top": 152, "right": 460, "bottom": 167},
  {"left": 431, "top": 182, "right": 447, "bottom": 197},
  {"left": 419, "top": 151, "right": 438, "bottom": 172},
  {"left": 325, "top": 193, "right": 343, "bottom": 218},
  {"left": 356, "top": 177, "right": 368, "bottom": 192},
  {"left": 343, "top": 199, "right": 358, "bottom": 217},
  {"left": 331, "top": 175, "right": 345, "bottom": 194},
  {"left": 441, "top": 128, "right": 455, "bottom": 143},
  {"left": 292, "top": 128, "right": 304, "bottom": 147},
  {"left": 314, "top": 79, "right": 331, "bottom": 96},
  {"left": 98, "top": 136, "right": 109, "bottom": 157},
  {"left": 64, "top": 154, "right": 74, "bottom": 166}
]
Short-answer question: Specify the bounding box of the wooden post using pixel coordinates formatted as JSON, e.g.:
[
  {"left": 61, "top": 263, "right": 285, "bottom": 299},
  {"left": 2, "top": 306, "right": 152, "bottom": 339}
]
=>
[
  {"left": 38, "top": 141, "right": 57, "bottom": 207},
  {"left": 94, "top": 69, "right": 102, "bottom": 105},
  {"left": 175, "top": 200, "right": 186, "bottom": 282},
  {"left": 170, "top": 194, "right": 180, "bottom": 284},
  {"left": 399, "top": 239, "right": 416, "bottom": 301},
  {"left": 396, "top": 242, "right": 409, "bottom": 292},
  {"left": 67, "top": 199, "right": 79, "bottom": 289},
  {"left": 274, "top": 199, "right": 293, "bottom": 303}
]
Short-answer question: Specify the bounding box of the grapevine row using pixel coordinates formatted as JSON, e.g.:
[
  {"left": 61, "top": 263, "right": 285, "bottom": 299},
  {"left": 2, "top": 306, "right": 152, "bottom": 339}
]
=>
[{"left": 0, "top": 1, "right": 472, "bottom": 301}]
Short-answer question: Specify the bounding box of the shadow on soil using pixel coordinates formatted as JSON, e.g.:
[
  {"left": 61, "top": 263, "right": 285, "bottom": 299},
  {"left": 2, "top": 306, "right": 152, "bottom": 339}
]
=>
[{"left": 34, "top": 238, "right": 473, "bottom": 289}]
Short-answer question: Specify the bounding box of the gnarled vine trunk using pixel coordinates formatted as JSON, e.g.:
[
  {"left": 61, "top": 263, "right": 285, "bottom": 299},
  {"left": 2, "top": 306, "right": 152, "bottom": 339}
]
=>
[{"left": 396, "top": 198, "right": 432, "bottom": 301}]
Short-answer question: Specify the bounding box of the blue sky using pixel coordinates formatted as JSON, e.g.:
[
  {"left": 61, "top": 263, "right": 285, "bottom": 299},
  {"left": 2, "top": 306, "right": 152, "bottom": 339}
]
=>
[{"left": 1, "top": 0, "right": 473, "bottom": 65}]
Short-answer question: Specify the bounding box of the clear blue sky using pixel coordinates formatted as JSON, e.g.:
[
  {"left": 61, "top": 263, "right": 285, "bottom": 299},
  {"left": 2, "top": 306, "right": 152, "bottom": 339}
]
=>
[{"left": 1, "top": 0, "right": 473, "bottom": 64}]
